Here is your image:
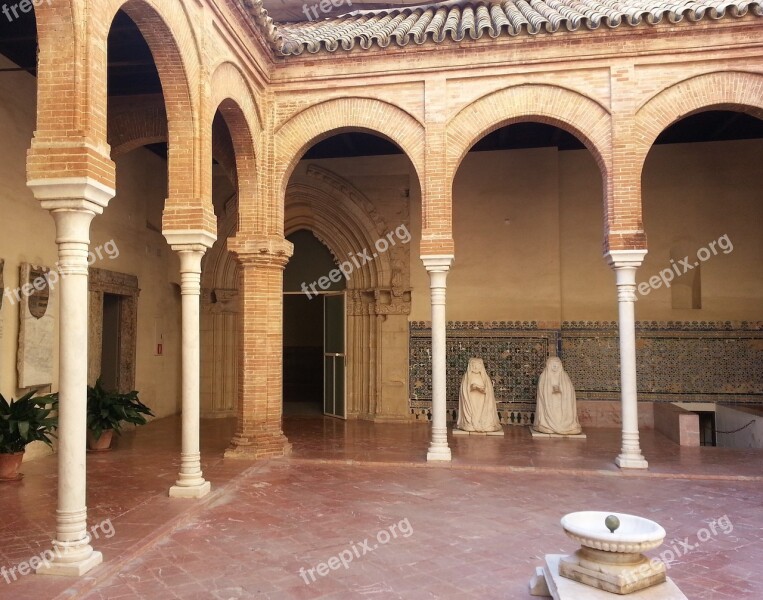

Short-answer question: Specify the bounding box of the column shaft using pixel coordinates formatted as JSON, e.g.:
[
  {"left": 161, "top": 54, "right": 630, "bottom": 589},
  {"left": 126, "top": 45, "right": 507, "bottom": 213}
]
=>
[
  {"left": 422, "top": 255, "right": 453, "bottom": 462},
  {"left": 165, "top": 232, "right": 216, "bottom": 498},
  {"left": 33, "top": 192, "right": 112, "bottom": 577},
  {"left": 608, "top": 250, "right": 649, "bottom": 469}
]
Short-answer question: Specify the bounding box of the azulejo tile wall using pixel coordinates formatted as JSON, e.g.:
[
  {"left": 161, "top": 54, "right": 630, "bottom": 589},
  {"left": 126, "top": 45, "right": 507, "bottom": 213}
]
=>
[
  {"left": 409, "top": 321, "right": 763, "bottom": 423},
  {"left": 409, "top": 321, "right": 559, "bottom": 425},
  {"left": 562, "top": 321, "right": 763, "bottom": 403}
]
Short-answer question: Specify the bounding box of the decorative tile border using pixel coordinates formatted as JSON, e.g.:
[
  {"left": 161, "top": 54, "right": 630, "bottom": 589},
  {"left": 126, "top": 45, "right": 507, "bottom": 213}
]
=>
[{"left": 562, "top": 321, "right": 763, "bottom": 401}]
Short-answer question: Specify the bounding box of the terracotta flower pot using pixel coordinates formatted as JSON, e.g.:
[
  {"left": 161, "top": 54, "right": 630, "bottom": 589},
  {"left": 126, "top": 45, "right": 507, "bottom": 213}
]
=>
[
  {"left": 87, "top": 429, "right": 114, "bottom": 452},
  {"left": 0, "top": 451, "right": 24, "bottom": 481}
]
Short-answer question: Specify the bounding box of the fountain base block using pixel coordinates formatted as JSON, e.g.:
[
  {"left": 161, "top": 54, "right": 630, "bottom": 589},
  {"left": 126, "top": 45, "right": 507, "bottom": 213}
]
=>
[
  {"left": 560, "top": 547, "right": 666, "bottom": 594},
  {"left": 531, "top": 555, "right": 687, "bottom": 599}
]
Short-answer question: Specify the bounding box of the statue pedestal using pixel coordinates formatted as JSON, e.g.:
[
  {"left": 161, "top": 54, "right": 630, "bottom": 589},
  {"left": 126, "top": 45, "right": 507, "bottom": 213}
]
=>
[
  {"left": 452, "top": 427, "right": 504, "bottom": 436},
  {"left": 530, "top": 428, "right": 587, "bottom": 439},
  {"left": 530, "top": 555, "right": 687, "bottom": 599}
]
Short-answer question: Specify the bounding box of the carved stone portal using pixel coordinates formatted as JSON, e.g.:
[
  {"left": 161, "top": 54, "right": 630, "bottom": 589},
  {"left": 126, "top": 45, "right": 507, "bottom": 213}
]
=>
[{"left": 88, "top": 268, "right": 139, "bottom": 393}]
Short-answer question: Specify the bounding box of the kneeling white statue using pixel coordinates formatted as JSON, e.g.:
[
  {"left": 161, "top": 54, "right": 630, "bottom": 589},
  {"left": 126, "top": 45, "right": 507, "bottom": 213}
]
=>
[
  {"left": 456, "top": 358, "right": 502, "bottom": 433},
  {"left": 532, "top": 357, "right": 582, "bottom": 435}
]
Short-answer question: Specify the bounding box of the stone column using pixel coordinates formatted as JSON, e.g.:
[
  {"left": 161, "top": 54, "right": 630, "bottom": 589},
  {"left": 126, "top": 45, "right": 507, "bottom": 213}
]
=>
[
  {"left": 607, "top": 250, "right": 649, "bottom": 469},
  {"left": 29, "top": 181, "right": 114, "bottom": 576},
  {"left": 226, "top": 237, "right": 293, "bottom": 459},
  {"left": 164, "top": 231, "right": 216, "bottom": 498},
  {"left": 422, "top": 255, "right": 454, "bottom": 462}
]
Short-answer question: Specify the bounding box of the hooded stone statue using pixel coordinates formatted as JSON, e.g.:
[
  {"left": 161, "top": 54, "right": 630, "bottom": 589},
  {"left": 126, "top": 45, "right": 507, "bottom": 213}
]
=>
[
  {"left": 533, "top": 357, "right": 582, "bottom": 435},
  {"left": 456, "top": 358, "right": 502, "bottom": 433}
]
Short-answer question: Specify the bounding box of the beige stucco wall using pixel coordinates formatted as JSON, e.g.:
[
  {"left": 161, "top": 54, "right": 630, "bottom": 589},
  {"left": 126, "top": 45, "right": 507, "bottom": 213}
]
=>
[
  {"left": 94, "top": 151, "right": 183, "bottom": 420},
  {"left": 0, "top": 57, "right": 60, "bottom": 406},
  {"left": 407, "top": 141, "right": 763, "bottom": 323},
  {"left": 286, "top": 140, "right": 763, "bottom": 322},
  {"left": 0, "top": 57, "right": 182, "bottom": 460},
  {"left": 287, "top": 140, "right": 762, "bottom": 325}
]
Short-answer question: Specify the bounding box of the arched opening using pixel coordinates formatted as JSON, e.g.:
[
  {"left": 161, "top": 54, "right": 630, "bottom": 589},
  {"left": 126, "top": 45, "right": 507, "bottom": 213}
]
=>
[
  {"left": 283, "top": 229, "right": 346, "bottom": 417},
  {"left": 200, "top": 109, "right": 241, "bottom": 419},
  {"left": 640, "top": 109, "right": 763, "bottom": 447},
  {"left": 282, "top": 131, "right": 416, "bottom": 423},
  {"left": 98, "top": 8, "right": 186, "bottom": 419},
  {"left": 445, "top": 121, "right": 607, "bottom": 425}
]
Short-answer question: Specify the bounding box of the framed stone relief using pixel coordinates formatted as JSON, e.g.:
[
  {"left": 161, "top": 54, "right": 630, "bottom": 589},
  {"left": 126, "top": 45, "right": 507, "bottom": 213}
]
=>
[{"left": 17, "top": 263, "right": 55, "bottom": 388}]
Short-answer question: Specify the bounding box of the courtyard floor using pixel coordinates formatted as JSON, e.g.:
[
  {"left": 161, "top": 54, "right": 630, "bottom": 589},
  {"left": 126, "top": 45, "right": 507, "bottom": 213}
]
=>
[{"left": 1, "top": 415, "right": 762, "bottom": 599}]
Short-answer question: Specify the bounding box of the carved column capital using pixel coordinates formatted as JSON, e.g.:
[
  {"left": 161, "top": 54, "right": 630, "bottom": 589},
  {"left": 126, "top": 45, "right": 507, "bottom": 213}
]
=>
[{"left": 229, "top": 235, "right": 294, "bottom": 269}]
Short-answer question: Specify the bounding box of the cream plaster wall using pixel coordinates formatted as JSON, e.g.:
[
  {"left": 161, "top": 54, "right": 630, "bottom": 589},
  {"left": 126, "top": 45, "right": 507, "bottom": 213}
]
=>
[
  {"left": 0, "top": 57, "right": 60, "bottom": 458},
  {"left": 0, "top": 56, "right": 182, "bottom": 464},
  {"left": 639, "top": 140, "right": 763, "bottom": 321},
  {"left": 448, "top": 148, "right": 563, "bottom": 322},
  {"left": 93, "top": 151, "right": 183, "bottom": 420},
  {"left": 407, "top": 141, "right": 763, "bottom": 323}
]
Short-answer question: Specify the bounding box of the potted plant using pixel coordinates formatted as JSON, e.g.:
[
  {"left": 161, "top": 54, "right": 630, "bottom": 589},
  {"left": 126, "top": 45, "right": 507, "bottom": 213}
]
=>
[
  {"left": 0, "top": 391, "right": 57, "bottom": 481},
  {"left": 86, "top": 378, "right": 154, "bottom": 451}
]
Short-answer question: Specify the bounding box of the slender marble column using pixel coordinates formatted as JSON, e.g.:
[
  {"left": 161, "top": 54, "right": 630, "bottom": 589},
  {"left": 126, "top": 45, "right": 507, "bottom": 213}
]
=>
[
  {"left": 30, "top": 180, "right": 113, "bottom": 576},
  {"left": 422, "top": 255, "right": 454, "bottom": 462},
  {"left": 165, "top": 231, "right": 216, "bottom": 498},
  {"left": 607, "top": 250, "right": 649, "bottom": 469}
]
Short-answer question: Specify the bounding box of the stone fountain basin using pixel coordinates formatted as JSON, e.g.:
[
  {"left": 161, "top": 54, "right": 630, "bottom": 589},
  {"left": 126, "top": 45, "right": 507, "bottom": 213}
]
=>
[{"left": 561, "top": 511, "right": 666, "bottom": 554}]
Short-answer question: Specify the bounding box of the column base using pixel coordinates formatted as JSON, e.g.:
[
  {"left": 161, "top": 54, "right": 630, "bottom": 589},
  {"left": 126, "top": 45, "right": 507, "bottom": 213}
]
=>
[
  {"left": 36, "top": 550, "right": 102, "bottom": 577},
  {"left": 426, "top": 446, "right": 452, "bottom": 462},
  {"left": 615, "top": 454, "right": 649, "bottom": 469},
  {"left": 169, "top": 480, "right": 211, "bottom": 499},
  {"left": 225, "top": 432, "right": 292, "bottom": 460}
]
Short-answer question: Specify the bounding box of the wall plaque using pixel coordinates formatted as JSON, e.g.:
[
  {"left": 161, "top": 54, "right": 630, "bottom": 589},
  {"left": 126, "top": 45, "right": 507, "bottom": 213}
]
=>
[{"left": 17, "top": 263, "right": 55, "bottom": 388}]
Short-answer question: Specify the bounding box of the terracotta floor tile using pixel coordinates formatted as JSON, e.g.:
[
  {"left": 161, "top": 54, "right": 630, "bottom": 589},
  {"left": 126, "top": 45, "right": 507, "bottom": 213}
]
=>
[{"left": 0, "top": 415, "right": 761, "bottom": 599}]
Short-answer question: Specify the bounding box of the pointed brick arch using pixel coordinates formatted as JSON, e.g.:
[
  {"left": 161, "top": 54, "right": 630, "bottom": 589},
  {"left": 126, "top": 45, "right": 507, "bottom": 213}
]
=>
[
  {"left": 284, "top": 167, "right": 395, "bottom": 291},
  {"left": 446, "top": 84, "right": 612, "bottom": 186},
  {"left": 274, "top": 97, "right": 425, "bottom": 233}
]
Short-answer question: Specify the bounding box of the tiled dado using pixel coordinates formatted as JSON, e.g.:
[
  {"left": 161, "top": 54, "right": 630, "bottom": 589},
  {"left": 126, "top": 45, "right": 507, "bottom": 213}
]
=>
[
  {"left": 409, "top": 321, "right": 559, "bottom": 424},
  {"left": 409, "top": 321, "right": 763, "bottom": 423}
]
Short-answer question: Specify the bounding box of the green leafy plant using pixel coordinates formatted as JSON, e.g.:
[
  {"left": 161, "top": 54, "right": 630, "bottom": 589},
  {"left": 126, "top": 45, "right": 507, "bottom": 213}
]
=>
[
  {"left": 87, "top": 378, "right": 154, "bottom": 440},
  {"left": 0, "top": 391, "right": 58, "bottom": 454}
]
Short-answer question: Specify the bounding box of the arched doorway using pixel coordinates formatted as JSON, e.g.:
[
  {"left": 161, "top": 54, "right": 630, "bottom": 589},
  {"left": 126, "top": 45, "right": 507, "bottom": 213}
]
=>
[
  {"left": 283, "top": 134, "right": 416, "bottom": 422},
  {"left": 283, "top": 230, "right": 347, "bottom": 417}
]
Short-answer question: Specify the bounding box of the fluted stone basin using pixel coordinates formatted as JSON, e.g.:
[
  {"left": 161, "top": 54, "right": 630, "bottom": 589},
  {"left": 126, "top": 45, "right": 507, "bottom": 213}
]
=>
[{"left": 559, "top": 511, "right": 668, "bottom": 594}]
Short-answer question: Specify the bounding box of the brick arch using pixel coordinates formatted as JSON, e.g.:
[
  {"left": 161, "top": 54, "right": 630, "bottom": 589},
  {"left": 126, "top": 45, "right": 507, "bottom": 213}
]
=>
[
  {"left": 104, "top": 0, "right": 212, "bottom": 234},
  {"left": 446, "top": 84, "right": 611, "bottom": 186},
  {"left": 274, "top": 97, "right": 425, "bottom": 232},
  {"left": 108, "top": 100, "right": 238, "bottom": 185},
  {"left": 210, "top": 63, "right": 263, "bottom": 237},
  {"left": 635, "top": 71, "right": 763, "bottom": 170},
  {"left": 109, "top": 99, "right": 167, "bottom": 159}
]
